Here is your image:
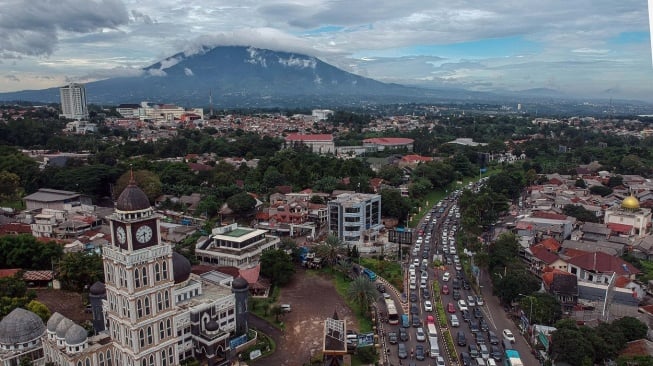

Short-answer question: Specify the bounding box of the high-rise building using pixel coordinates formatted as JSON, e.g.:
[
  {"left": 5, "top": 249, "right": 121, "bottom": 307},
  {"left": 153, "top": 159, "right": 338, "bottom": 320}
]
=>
[
  {"left": 328, "top": 193, "right": 383, "bottom": 246},
  {"left": 59, "top": 83, "right": 88, "bottom": 120}
]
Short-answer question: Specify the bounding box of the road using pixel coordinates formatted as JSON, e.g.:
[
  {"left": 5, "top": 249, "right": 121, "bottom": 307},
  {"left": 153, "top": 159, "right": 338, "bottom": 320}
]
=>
[{"left": 381, "top": 180, "right": 540, "bottom": 366}]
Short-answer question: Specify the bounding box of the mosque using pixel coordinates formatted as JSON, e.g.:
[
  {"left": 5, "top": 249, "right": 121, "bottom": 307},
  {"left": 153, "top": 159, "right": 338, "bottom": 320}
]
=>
[
  {"left": 604, "top": 193, "right": 652, "bottom": 238},
  {"left": 0, "top": 178, "right": 250, "bottom": 366}
]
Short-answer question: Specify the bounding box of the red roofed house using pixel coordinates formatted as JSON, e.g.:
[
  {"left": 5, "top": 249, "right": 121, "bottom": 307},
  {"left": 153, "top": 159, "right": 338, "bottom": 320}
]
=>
[
  {"left": 567, "top": 251, "right": 640, "bottom": 283},
  {"left": 399, "top": 154, "right": 433, "bottom": 168},
  {"left": 542, "top": 269, "right": 578, "bottom": 312},
  {"left": 527, "top": 244, "right": 568, "bottom": 277},
  {"left": 362, "top": 137, "right": 414, "bottom": 152},
  {"left": 284, "top": 133, "right": 335, "bottom": 154}
]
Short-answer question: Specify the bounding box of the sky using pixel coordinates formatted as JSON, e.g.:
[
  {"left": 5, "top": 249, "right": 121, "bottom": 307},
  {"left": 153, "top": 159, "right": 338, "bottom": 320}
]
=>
[{"left": 0, "top": 0, "right": 652, "bottom": 101}]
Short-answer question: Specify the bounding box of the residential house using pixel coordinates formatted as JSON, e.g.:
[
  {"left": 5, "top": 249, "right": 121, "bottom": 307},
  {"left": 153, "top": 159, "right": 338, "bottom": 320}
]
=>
[
  {"left": 542, "top": 269, "right": 578, "bottom": 313},
  {"left": 567, "top": 251, "right": 639, "bottom": 284}
]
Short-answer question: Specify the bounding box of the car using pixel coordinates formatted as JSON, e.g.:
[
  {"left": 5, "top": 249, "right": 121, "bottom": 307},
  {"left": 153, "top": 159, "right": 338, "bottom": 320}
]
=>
[
  {"left": 456, "top": 270, "right": 464, "bottom": 279},
  {"left": 455, "top": 263, "right": 463, "bottom": 271},
  {"left": 476, "top": 295, "right": 485, "bottom": 306},
  {"left": 420, "top": 279, "right": 427, "bottom": 289},
  {"left": 376, "top": 284, "right": 386, "bottom": 292},
  {"left": 422, "top": 251, "right": 429, "bottom": 259},
  {"left": 462, "top": 280, "right": 471, "bottom": 290},
  {"left": 388, "top": 331, "right": 398, "bottom": 344},
  {"left": 461, "top": 309, "right": 471, "bottom": 322},
  {"left": 398, "top": 343, "right": 408, "bottom": 359},
  {"left": 421, "top": 270, "right": 429, "bottom": 280},
  {"left": 480, "top": 344, "right": 490, "bottom": 360},
  {"left": 474, "top": 307, "right": 483, "bottom": 319},
  {"left": 412, "top": 315, "right": 421, "bottom": 327},
  {"left": 422, "top": 289, "right": 431, "bottom": 299},
  {"left": 457, "top": 331, "right": 467, "bottom": 346},
  {"left": 409, "top": 263, "right": 416, "bottom": 271},
  {"left": 475, "top": 332, "right": 487, "bottom": 345},
  {"left": 424, "top": 300, "right": 433, "bottom": 312},
  {"left": 488, "top": 331, "right": 500, "bottom": 345},
  {"left": 426, "top": 315, "right": 435, "bottom": 325},
  {"left": 470, "top": 321, "right": 480, "bottom": 334},
  {"left": 415, "top": 344, "right": 425, "bottom": 361},
  {"left": 457, "top": 299, "right": 468, "bottom": 312},
  {"left": 399, "top": 327, "right": 409, "bottom": 341},
  {"left": 468, "top": 344, "right": 479, "bottom": 358},
  {"left": 452, "top": 279, "right": 461, "bottom": 290},
  {"left": 435, "top": 355, "right": 446, "bottom": 366},
  {"left": 503, "top": 329, "right": 516, "bottom": 343},
  {"left": 416, "top": 327, "right": 426, "bottom": 342},
  {"left": 442, "top": 272, "right": 450, "bottom": 282},
  {"left": 450, "top": 314, "right": 460, "bottom": 327},
  {"left": 460, "top": 352, "right": 472, "bottom": 366},
  {"left": 281, "top": 304, "right": 292, "bottom": 313},
  {"left": 441, "top": 285, "right": 449, "bottom": 295},
  {"left": 447, "top": 302, "right": 456, "bottom": 313},
  {"left": 410, "top": 292, "right": 418, "bottom": 302},
  {"left": 491, "top": 345, "right": 503, "bottom": 361},
  {"left": 383, "top": 293, "right": 391, "bottom": 299},
  {"left": 453, "top": 289, "right": 461, "bottom": 300},
  {"left": 479, "top": 318, "right": 489, "bottom": 332},
  {"left": 410, "top": 303, "right": 419, "bottom": 315},
  {"left": 467, "top": 295, "right": 476, "bottom": 307},
  {"left": 409, "top": 280, "right": 417, "bottom": 290}
]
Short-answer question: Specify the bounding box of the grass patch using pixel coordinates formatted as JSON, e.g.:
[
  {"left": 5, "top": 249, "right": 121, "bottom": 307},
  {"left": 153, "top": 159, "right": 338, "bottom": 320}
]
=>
[
  {"left": 249, "top": 286, "right": 286, "bottom": 329},
  {"left": 332, "top": 271, "right": 373, "bottom": 333},
  {"left": 359, "top": 258, "right": 403, "bottom": 291}
]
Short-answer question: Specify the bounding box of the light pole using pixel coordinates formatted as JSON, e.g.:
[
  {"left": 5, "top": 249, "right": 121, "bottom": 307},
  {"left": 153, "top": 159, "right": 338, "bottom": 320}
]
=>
[{"left": 518, "top": 293, "right": 534, "bottom": 330}]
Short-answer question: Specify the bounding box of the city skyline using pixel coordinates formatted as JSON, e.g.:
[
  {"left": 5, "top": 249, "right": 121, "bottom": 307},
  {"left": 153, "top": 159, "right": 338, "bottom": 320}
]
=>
[{"left": 0, "top": 0, "right": 652, "bottom": 101}]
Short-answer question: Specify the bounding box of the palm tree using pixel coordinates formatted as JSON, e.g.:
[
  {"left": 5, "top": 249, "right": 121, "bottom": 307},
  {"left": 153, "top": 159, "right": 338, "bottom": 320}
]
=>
[
  {"left": 315, "top": 234, "right": 345, "bottom": 267},
  {"left": 347, "top": 276, "right": 378, "bottom": 315}
]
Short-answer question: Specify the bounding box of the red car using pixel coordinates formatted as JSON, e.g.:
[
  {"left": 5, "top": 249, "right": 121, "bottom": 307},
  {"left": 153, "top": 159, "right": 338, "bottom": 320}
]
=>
[
  {"left": 442, "top": 285, "right": 449, "bottom": 295},
  {"left": 447, "top": 302, "right": 456, "bottom": 314},
  {"left": 426, "top": 315, "right": 435, "bottom": 324}
]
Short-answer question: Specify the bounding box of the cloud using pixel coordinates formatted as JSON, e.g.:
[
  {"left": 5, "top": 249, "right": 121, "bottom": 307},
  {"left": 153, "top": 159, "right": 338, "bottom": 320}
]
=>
[
  {"left": 0, "top": 0, "right": 129, "bottom": 56},
  {"left": 245, "top": 47, "right": 267, "bottom": 67},
  {"left": 277, "top": 56, "right": 316, "bottom": 69},
  {"left": 147, "top": 69, "right": 167, "bottom": 77},
  {"left": 4, "top": 74, "right": 19, "bottom": 82},
  {"left": 184, "top": 67, "right": 194, "bottom": 76}
]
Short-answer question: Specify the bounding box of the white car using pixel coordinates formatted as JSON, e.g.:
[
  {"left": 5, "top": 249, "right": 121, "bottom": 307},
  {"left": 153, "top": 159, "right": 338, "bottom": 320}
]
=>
[
  {"left": 421, "top": 271, "right": 429, "bottom": 280},
  {"left": 442, "top": 272, "right": 450, "bottom": 282},
  {"left": 457, "top": 299, "right": 468, "bottom": 312},
  {"left": 476, "top": 295, "right": 484, "bottom": 306},
  {"left": 467, "top": 295, "right": 476, "bottom": 307},
  {"left": 503, "top": 329, "right": 516, "bottom": 343},
  {"left": 435, "top": 356, "right": 446, "bottom": 366},
  {"left": 416, "top": 327, "right": 426, "bottom": 342},
  {"left": 424, "top": 300, "right": 433, "bottom": 312}
]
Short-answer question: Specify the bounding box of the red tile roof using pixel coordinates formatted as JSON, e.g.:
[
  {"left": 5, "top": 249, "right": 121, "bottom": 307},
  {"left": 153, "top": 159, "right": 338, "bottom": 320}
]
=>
[
  {"left": 567, "top": 251, "right": 640, "bottom": 275},
  {"left": 0, "top": 223, "right": 31, "bottom": 235},
  {"left": 532, "top": 211, "right": 569, "bottom": 220},
  {"left": 530, "top": 245, "right": 561, "bottom": 264},
  {"left": 239, "top": 265, "right": 260, "bottom": 284},
  {"left": 401, "top": 154, "right": 433, "bottom": 163},
  {"left": 285, "top": 133, "right": 333, "bottom": 142},
  {"left": 0, "top": 268, "right": 21, "bottom": 278},
  {"left": 542, "top": 268, "right": 573, "bottom": 286},
  {"left": 539, "top": 238, "right": 561, "bottom": 252},
  {"left": 363, "top": 137, "right": 414, "bottom": 145},
  {"left": 607, "top": 223, "right": 633, "bottom": 234},
  {"left": 23, "top": 270, "right": 53, "bottom": 281}
]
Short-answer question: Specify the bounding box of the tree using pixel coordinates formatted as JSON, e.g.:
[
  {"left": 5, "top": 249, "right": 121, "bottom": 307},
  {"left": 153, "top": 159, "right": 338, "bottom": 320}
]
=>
[
  {"left": 494, "top": 270, "right": 540, "bottom": 304},
  {"left": 575, "top": 178, "right": 587, "bottom": 188},
  {"left": 347, "top": 276, "right": 378, "bottom": 315},
  {"left": 377, "top": 165, "right": 404, "bottom": 187},
  {"left": 0, "top": 170, "right": 21, "bottom": 200},
  {"left": 379, "top": 188, "right": 411, "bottom": 222},
  {"left": 551, "top": 327, "right": 595, "bottom": 365},
  {"left": 563, "top": 204, "right": 599, "bottom": 223},
  {"left": 589, "top": 184, "right": 613, "bottom": 197},
  {"left": 25, "top": 300, "right": 51, "bottom": 322},
  {"left": 225, "top": 192, "right": 256, "bottom": 215},
  {"left": 57, "top": 252, "right": 104, "bottom": 292},
  {"left": 260, "top": 249, "right": 295, "bottom": 286},
  {"left": 0, "top": 234, "right": 63, "bottom": 269},
  {"left": 519, "top": 293, "right": 562, "bottom": 326},
  {"left": 315, "top": 235, "right": 346, "bottom": 267},
  {"left": 611, "top": 316, "right": 648, "bottom": 342}
]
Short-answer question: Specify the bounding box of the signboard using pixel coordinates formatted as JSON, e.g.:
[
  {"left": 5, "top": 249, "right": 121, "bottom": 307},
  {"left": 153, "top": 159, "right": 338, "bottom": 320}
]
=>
[
  {"left": 229, "top": 334, "right": 248, "bottom": 350},
  {"left": 249, "top": 350, "right": 262, "bottom": 360},
  {"left": 389, "top": 229, "right": 413, "bottom": 244},
  {"left": 357, "top": 332, "right": 375, "bottom": 347}
]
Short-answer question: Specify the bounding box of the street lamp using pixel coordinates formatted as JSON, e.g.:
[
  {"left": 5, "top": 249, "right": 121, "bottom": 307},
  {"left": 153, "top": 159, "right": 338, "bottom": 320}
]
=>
[{"left": 518, "top": 293, "right": 534, "bottom": 328}]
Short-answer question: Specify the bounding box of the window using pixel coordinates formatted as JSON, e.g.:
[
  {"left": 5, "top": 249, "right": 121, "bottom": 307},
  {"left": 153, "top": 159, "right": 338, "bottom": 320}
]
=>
[
  {"left": 86, "top": 358, "right": 91, "bottom": 366},
  {"left": 162, "top": 350, "right": 167, "bottom": 366},
  {"left": 144, "top": 297, "right": 151, "bottom": 315},
  {"left": 166, "top": 319, "right": 172, "bottom": 336},
  {"left": 149, "top": 355, "right": 154, "bottom": 366},
  {"left": 139, "top": 329, "right": 145, "bottom": 347},
  {"left": 99, "top": 352, "right": 105, "bottom": 366},
  {"left": 169, "top": 346, "right": 174, "bottom": 364},
  {"left": 141, "top": 360, "right": 146, "bottom": 366},
  {"left": 164, "top": 290, "right": 170, "bottom": 308},
  {"left": 159, "top": 321, "right": 165, "bottom": 340},
  {"left": 77, "top": 361, "right": 82, "bottom": 366},
  {"left": 135, "top": 268, "right": 140, "bottom": 288},
  {"left": 142, "top": 266, "right": 148, "bottom": 286},
  {"left": 106, "top": 350, "right": 112, "bottom": 366},
  {"left": 147, "top": 326, "right": 153, "bottom": 344},
  {"left": 155, "top": 263, "right": 161, "bottom": 282},
  {"left": 162, "top": 261, "right": 168, "bottom": 280},
  {"left": 137, "top": 299, "right": 143, "bottom": 318},
  {"left": 157, "top": 292, "right": 163, "bottom": 311}
]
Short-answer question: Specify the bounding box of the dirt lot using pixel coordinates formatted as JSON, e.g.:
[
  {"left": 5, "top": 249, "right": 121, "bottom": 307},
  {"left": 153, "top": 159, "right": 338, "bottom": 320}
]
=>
[
  {"left": 256, "top": 268, "right": 358, "bottom": 365},
  {"left": 34, "top": 288, "right": 92, "bottom": 324}
]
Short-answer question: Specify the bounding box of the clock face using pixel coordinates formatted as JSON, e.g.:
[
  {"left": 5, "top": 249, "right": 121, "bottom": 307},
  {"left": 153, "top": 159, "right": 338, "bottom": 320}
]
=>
[
  {"left": 135, "top": 225, "right": 153, "bottom": 244},
  {"left": 116, "top": 226, "right": 126, "bottom": 244}
]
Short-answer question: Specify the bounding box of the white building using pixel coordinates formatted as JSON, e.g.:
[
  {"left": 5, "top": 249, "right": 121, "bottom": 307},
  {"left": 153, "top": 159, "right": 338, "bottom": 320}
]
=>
[
  {"left": 604, "top": 195, "right": 652, "bottom": 238},
  {"left": 328, "top": 193, "right": 383, "bottom": 246},
  {"left": 59, "top": 83, "right": 88, "bottom": 120},
  {"left": 284, "top": 134, "right": 335, "bottom": 154},
  {"left": 195, "top": 223, "right": 280, "bottom": 269},
  {"left": 311, "top": 109, "right": 334, "bottom": 121}
]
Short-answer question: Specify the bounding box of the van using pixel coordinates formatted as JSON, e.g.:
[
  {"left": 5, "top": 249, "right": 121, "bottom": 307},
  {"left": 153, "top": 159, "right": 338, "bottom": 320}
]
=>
[
  {"left": 401, "top": 314, "right": 410, "bottom": 328},
  {"left": 428, "top": 336, "right": 440, "bottom": 358},
  {"left": 280, "top": 304, "right": 291, "bottom": 312}
]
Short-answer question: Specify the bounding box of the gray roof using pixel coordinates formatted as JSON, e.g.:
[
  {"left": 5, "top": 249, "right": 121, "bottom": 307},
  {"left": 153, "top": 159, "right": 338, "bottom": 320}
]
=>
[
  {"left": 0, "top": 308, "right": 46, "bottom": 344},
  {"left": 581, "top": 222, "right": 611, "bottom": 236},
  {"left": 65, "top": 324, "right": 88, "bottom": 345},
  {"left": 23, "top": 188, "right": 79, "bottom": 202},
  {"left": 577, "top": 283, "right": 640, "bottom": 307},
  {"left": 561, "top": 239, "right": 625, "bottom": 256},
  {"left": 55, "top": 317, "right": 74, "bottom": 338},
  {"left": 47, "top": 312, "right": 66, "bottom": 332}
]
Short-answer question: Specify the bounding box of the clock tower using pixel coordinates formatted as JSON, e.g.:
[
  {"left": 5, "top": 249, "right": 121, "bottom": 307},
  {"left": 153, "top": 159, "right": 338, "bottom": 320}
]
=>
[{"left": 105, "top": 175, "right": 179, "bottom": 366}]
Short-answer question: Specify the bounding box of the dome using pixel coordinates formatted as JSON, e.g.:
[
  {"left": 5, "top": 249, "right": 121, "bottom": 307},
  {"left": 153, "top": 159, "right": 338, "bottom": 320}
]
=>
[
  {"left": 116, "top": 179, "right": 150, "bottom": 212},
  {"left": 232, "top": 276, "right": 248, "bottom": 290},
  {"left": 65, "top": 324, "right": 88, "bottom": 345},
  {"left": 89, "top": 281, "right": 106, "bottom": 295},
  {"left": 622, "top": 195, "right": 640, "bottom": 210},
  {"left": 172, "top": 252, "right": 191, "bottom": 284},
  {"left": 47, "top": 312, "right": 65, "bottom": 332},
  {"left": 205, "top": 319, "right": 219, "bottom": 332},
  {"left": 55, "top": 317, "right": 74, "bottom": 339},
  {"left": 0, "top": 308, "right": 46, "bottom": 345}
]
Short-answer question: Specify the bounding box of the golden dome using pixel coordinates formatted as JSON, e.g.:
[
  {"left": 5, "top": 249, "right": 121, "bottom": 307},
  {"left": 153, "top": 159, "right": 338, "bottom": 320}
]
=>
[{"left": 621, "top": 195, "right": 640, "bottom": 210}]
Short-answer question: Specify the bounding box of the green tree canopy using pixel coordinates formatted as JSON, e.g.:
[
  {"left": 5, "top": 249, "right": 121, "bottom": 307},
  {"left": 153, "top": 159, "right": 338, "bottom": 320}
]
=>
[
  {"left": 57, "top": 252, "right": 104, "bottom": 292},
  {"left": 260, "top": 249, "right": 295, "bottom": 286},
  {"left": 0, "top": 235, "right": 63, "bottom": 269},
  {"left": 225, "top": 192, "right": 256, "bottom": 215}
]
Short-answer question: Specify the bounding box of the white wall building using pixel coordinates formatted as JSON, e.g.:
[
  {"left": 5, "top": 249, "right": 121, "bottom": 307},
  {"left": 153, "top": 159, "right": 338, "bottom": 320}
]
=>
[
  {"left": 59, "top": 83, "right": 88, "bottom": 120},
  {"left": 328, "top": 193, "right": 383, "bottom": 246},
  {"left": 195, "top": 223, "right": 280, "bottom": 268}
]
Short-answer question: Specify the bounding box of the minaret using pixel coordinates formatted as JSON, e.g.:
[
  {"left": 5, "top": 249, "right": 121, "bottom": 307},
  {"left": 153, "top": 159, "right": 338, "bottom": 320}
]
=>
[
  {"left": 105, "top": 177, "right": 179, "bottom": 365},
  {"left": 231, "top": 277, "right": 249, "bottom": 336}
]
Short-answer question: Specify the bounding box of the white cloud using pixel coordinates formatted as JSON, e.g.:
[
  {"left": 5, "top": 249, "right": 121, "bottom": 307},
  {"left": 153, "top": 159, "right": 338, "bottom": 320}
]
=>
[
  {"left": 184, "top": 67, "right": 194, "bottom": 76},
  {"left": 278, "top": 56, "right": 316, "bottom": 69}
]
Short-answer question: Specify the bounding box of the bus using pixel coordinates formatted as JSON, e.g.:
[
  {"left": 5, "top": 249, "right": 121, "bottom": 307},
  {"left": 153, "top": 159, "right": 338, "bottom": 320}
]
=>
[
  {"left": 362, "top": 268, "right": 377, "bottom": 281},
  {"left": 504, "top": 349, "right": 524, "bottom": 366},
  {"left": 385, "top": 298, "right": 399, "bottom": 325}
]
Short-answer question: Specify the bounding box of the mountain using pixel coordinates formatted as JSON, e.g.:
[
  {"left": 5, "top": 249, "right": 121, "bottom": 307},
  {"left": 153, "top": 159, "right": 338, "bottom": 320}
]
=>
[{"left": 0, "top": 46, "right": 448, "bottom": 108}]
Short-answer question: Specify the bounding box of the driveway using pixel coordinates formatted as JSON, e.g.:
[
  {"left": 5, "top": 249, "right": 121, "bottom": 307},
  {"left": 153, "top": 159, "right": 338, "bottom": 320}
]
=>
[{"left": 249, "top": 268, "right": 359, "bottom": 366}]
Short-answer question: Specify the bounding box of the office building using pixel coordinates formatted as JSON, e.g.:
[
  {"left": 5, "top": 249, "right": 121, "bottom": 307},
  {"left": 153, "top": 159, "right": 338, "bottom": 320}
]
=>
[{"left": 59, "top": 83, "right": 88, "bottom": 120}]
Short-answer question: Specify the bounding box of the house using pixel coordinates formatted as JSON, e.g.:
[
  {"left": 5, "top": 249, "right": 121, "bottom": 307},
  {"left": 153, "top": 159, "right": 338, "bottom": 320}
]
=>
[
  {"left": 23, "top": 188, "right": 92, "bottom": 212},
  {"left": 542, "top": 269, "right": 578, "bottom": 313},
  {"left": 526, "top": 244, "right": 568, "bottom": 278},
  {"left": 567, "top": 251, "right": 640, "bottom": 284},
  {"left": 632, "top": 235, "right": 653, "bottom": 260}
]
